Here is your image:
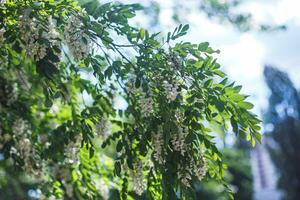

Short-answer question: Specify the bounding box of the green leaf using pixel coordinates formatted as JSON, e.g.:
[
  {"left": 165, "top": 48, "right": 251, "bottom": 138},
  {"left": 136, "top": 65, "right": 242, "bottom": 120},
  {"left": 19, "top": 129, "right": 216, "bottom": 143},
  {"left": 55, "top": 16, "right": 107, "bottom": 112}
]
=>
[
  {"left": 116, "top": 141, "right": 123, "bottom": 152},
  {"left": 135, "top": 77, "right": 141, "bottom": 88},
  {"left": 238, "top": 101, "right": 254, "bottom": 109},
  {"left": 182, "top": 24, "right": 189, "bottom": 32},
  {"left": 89, "top": 147, "right": 95, "bottom": 158},
  {"left": 114, "top": 161, "right": 122, "bottom": 177},
  {"left": 229, "top": 93, "right": 245, "bottom": 102},
  {"left": 198, "top": 42, "right": 209, "bottom": 51},
  {"left": 104, "top": 66, "right": 113, "bottom": 79},
  {"left": 138, "top": 28, "right": 145, "bottom": 40},
  {"left": 251, "top": 137, "right": 256, "bottom": 147},
  {"left": 253, "top": 132, "right": 262, "bottom": 143}
]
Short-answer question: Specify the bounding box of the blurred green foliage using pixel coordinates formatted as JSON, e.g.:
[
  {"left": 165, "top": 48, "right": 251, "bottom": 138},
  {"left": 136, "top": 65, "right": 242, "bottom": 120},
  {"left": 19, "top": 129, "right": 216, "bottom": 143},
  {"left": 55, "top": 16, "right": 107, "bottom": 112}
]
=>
[{"left": 195, "top": 148, "right": 253, "bottom": 200}]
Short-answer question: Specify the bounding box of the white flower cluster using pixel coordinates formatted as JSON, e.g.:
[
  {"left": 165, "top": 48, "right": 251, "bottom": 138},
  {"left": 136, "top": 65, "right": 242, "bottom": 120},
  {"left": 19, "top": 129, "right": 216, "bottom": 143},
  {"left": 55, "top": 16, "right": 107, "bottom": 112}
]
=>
[
  {"left": 0, "top": 82, "right": 18, "bottom": 106},
  {"left": 171, "top": 126, "right": 188, "bottom": 156},
  {"left": 65, "top": 182, "right": 74, "bottom": 198},
  {"left": 177, "top": 165, "right": 192, "bottom": 187},
  {"left": 0, "top": 27, "right": 5, "bottom": 44},
  {"left": 152, "top": 127, "right": 165, "bottom": 165},
  {"left": 127, "top": 80, "right": 155, "bottom": 117},
  {"left": 95, "top": 179, "right": 110, "bottom": 200},
  {"left": 65, "top": 135, "right": 82, "bottom": 164},
  {"left": 0, "top": 0, "right": 6, "bottom": 6},
  {"left": 127, "top": 79, "right": 139, "bottom": 95},
  {"left": 132, "top": 161, "right": 146, "bottom": 195},
  {"left": 95, "top": 118, "right": 111, "bottom": 139},
  {"left": 18, "top": 71, "right": 32, "bottom": 90},
  {"left": 170, "top": 55, "right": 181, "bottom": 70},
  {"left": 19, "top": 14, "right": 61, "bottom": 61},
  {"left": 177, "top": 154, "right": 208, "bottom": 187},
  {"left": 171, "top": 110, "right": 188, "bottom": 155},
  {"left": 12, "top": 117, "right": 28, "bottom": 136},
  {"left": 162, "top": 80, "right": 179, "bottom": 102},
  {"left": 10, "top": 118, "right": 41, "bottom": 175},
  {"left": 64, "top": 15, "right": 91, "bottom": 60},
  {"left": 139, "top": 91, "right": 154, "bottom": 117},
  {"left": 47, "top": 16, "right": 61, "bottom": 59},
  {"left": 47, "top": 16, "right": 60, "bottom": 43},
  {"left": 19, "top": 15, "right": 47, "bottom": 60},
  {"left": 193, "top": 155, "right": 208, "bottom": 181}
]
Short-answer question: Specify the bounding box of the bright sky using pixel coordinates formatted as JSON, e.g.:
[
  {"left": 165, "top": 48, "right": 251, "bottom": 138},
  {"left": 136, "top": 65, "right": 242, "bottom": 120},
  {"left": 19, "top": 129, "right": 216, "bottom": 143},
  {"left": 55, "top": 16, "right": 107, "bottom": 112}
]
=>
[{"left": 129, "top": 0, "right": 300, "bottom": 117}]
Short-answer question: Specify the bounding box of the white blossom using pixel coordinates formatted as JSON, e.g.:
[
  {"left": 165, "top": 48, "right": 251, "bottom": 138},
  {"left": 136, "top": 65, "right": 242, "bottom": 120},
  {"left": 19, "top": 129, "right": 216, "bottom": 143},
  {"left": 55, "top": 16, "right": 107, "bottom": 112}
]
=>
[
  {"left": 127, "top": 80, "right": 154, "bottom": 117},
  {"left": 171, "top": 126, "right": 188, "bottom": 156},
  {"left": 178, "top": 153, "right": 208, "bottom": 186},
  {"left": 132, "top": 161, "right": 146, "bottom": 195},
  {"left": 64, "top": 15, "right": 91, "bottom": 60},
  {"left": 65, "top": 135, "right": 82, "bottom": 164},
  {"left": 0, "top": 27, "right": 5, "bottom": 44},
  {"left": 162, "top": 80, "right": 179, "bottom": 102},
  {"left": 171, "top": 110, "right": 188, "bottom": 156},
  {"left": 95, "top": 179, "right": 110, "bottom": 200},
  {"left": 47, "top": 16, "right": 60, "bottom": 41},
  {"left": 19, "top": 14, "right": 61, "bottom": 61},
  {"left": 19, "top": 15, "right": 47, "bottom": 60},
  {"left": 48, "top": 195, "right": 56, "bottom": 200},
  {"left": 0, "top": 0, "right": 6, "bottom": 6},
  {"left": 2, "top": 82, "right": 18, "bottom": 106},
  {"left": 46, "top": 16, "right": 62, "bottom": 59},
  {"left": 139, "top": 91, "right": 154, "bottom": 117},
  {"left": 12, "top": 117, "right": 29, "bottom": 136},
  {"left": 152, "top": 127, "right": 165, "bottom": 165},
  {"left": 127, "top": 80, "right": 140, "bottom": 95},
  {"left": 10, "top": 118, "right": 42, "bottom": 176},
  {"left": 193, "top": 155, "right": 208, "bottom": 180},
  {"left": 65, "top": 182, "right": 74, "bottom": 198},
  {"left": 177, "top": 165, "right": 192, "bottom": 187},
  {"left": 95, "top": 118, "right": 111, "bottom": 138}
]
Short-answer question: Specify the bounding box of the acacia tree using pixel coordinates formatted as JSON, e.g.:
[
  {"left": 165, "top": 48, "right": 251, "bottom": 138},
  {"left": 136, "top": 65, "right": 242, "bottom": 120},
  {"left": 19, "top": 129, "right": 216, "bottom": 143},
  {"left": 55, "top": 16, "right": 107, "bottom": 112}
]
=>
[{"left": 0, "top": 0, "right": 261, "bottom": 199}]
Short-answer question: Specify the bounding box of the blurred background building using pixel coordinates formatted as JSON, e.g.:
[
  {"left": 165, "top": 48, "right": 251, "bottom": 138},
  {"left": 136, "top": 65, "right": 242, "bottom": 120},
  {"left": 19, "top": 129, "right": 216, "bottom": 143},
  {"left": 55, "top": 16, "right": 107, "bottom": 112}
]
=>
[{"left": 251, "top": 140, "right": 282, "bottom": 200}]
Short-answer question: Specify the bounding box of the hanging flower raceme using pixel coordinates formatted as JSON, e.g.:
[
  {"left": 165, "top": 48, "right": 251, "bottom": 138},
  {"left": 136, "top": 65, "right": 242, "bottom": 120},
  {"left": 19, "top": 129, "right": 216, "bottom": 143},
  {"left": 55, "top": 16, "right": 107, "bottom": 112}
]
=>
[
  {"left": 46, "top": 16, "right": 62, "bottom": 59},
  {"left": 10, "top": 118, "right": 43, "bottom": 176},
  {"left": 193, "top": 155, "right": 208, "bottom": 181},
  {"left": 127, "top": 78, "right": 155, "bottom": 117},
  {"left": 0, "top": 0, "right": 6, "bottom": 6},
  {"left": 64, "top": 135, "right": 82, "bottom": 164},
  {"left": 131, "top": 160, "right": 146, "bottom": 195},
  {"left": 64, "top": 15, "right": 91, "bottom": 60},
  {"left": 176, "top": 152, "right": 208, "bottom": 187},
  {"left": 19, "top": 13, "right": 61, "bottom": 62},
  {"left": 162, "top": 80, "right": 180, "bottom": 102},
  {"left": 139, "top": 90, "right": 154, "bottom": 117},
  {"left": 152, "top": 127, "right": 165, "bottom": 165},
  {"left": 0, "top": 78, "right": 18, "bottom": 106},
  {"left": 177, "top": 164, "right": 193, "bottom": 187},
  {"left": 0, "top": 27, "right": 5, "bottom": 45},
  {"left": 19, "top": 15, "right": 47, "bottom": 60},
  {"left": 95, "top": 117, "right": 111, "bottom": 139},
  {"left": 95, "top": 179, "right": 110, "bottom": 200},
  {"left": 171, "top": 126, "right": 189, "bottom": 156},
  {"left": 171, "top": 110, "right": 189, "bottom": 156}
]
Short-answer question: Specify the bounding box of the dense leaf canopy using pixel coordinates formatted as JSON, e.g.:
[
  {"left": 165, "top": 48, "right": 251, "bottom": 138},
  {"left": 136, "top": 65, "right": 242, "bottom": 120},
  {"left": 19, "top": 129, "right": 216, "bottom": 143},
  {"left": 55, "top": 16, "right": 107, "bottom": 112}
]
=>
[{"left": 0, "top": 0, "right": 261, "bottom": 199}]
